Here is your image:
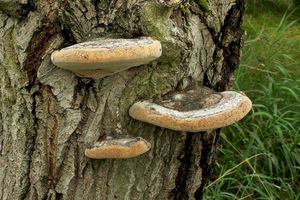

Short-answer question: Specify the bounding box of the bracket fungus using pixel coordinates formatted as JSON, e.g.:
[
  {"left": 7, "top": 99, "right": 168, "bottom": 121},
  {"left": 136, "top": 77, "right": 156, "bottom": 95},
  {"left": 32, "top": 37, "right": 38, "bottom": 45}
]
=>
[
  {"left": 85, "top": 137, "right": 151, "bottom": 159},
  {"left": 51, "top": 37, "right": 162, "bottom": 79},
  {"left": 129, "top": 87, "right": 252, "bottom": 132}
]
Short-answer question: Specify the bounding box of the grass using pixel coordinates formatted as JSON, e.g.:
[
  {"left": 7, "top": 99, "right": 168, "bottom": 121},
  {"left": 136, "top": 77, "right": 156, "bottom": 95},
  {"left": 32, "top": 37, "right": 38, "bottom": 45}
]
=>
[{"left": 204, "top": 1, "right": 300, "bottom": 199}]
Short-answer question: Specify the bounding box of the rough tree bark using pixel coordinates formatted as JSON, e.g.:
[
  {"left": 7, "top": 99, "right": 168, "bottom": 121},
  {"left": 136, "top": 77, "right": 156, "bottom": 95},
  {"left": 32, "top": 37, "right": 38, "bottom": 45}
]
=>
[{"left": 0, "top": 0, "right": 244, "bottom": 199}]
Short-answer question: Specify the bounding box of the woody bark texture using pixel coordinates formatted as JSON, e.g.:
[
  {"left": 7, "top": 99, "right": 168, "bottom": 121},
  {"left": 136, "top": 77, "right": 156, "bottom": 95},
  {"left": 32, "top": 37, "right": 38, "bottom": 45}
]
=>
[{"left": 0, "top": 0, "right": 244, "bottom": 199}]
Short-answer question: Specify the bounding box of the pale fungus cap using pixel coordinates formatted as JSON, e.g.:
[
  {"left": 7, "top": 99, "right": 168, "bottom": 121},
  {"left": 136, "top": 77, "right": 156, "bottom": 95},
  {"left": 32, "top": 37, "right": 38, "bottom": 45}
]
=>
[
  {"left": 129, "top": 89, "right": 252, "bottom": 132},
  {"left": 85, "top": 137, "right": 151, "bottom": 159},
  {"left": 51, "top": 37, "right": 162, "bottom": 79}
]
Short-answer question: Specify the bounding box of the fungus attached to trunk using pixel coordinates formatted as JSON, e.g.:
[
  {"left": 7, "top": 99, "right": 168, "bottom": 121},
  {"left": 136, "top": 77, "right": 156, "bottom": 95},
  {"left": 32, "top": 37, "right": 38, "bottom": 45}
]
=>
[
  {"left": 129, "top": 87, "right": 252, "bottom": 132},
  {"left": 85, "top": 137, "right": 151, "bottom": 159},
  {"left": 51, "top": 37, "right": 162, "bottom": 79}
]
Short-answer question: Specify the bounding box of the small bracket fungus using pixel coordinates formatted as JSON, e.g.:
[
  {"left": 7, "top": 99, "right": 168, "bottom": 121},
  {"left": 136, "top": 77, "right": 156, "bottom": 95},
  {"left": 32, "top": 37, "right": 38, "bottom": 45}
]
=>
[
  {"left": 51, "top": 37, "right": 162, "bottom": 79},
  {"left": 129, "top": 87, "right": 252, "bottom": 132},
  {"left": 85, "top": 137, "right": 151, "bottom": 159}
]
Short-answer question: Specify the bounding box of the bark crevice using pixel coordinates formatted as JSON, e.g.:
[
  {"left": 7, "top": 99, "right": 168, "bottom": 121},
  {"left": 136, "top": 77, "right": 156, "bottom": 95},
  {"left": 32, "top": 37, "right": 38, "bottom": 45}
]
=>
[
  {"left": 169, "top": 133, "right": 194, "bottom": 200},
  {"left": 217, "top": 0, "right": 245, "bottom": 91},
  {"left": 23, "top": 21, "right": 60, "bottom": 86},
  {"left": 194, "top": 130, "right": 220, "bottom": 199}
]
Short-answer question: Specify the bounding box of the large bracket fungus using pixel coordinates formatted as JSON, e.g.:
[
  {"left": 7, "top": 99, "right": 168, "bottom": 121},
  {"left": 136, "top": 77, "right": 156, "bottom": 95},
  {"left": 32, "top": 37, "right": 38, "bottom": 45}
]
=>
[
  {"left": 51, "top": 37, "right": 162, "bottom": 79},
  {"left": 129, "top": 87, "right": 252, "bottom": 132}
]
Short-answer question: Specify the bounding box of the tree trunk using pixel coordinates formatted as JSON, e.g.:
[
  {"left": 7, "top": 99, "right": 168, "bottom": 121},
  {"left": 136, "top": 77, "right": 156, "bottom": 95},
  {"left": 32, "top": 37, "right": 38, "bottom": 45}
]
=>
[{"left": 0, "top": 0, "right": 244, "bottom": 199}]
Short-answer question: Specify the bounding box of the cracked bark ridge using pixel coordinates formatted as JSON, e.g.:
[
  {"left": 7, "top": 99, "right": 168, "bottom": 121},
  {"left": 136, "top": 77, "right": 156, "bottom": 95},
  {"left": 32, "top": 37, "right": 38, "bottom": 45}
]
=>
[{"left": 0, "top": 0, "right": 245, "bottom": 199}]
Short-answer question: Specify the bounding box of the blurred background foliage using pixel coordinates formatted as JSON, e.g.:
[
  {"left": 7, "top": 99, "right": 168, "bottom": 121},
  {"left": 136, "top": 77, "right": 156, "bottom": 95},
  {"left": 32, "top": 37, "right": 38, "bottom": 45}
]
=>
[{"left": 204, "top": 0, "right": 300, "bottom": 199}]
